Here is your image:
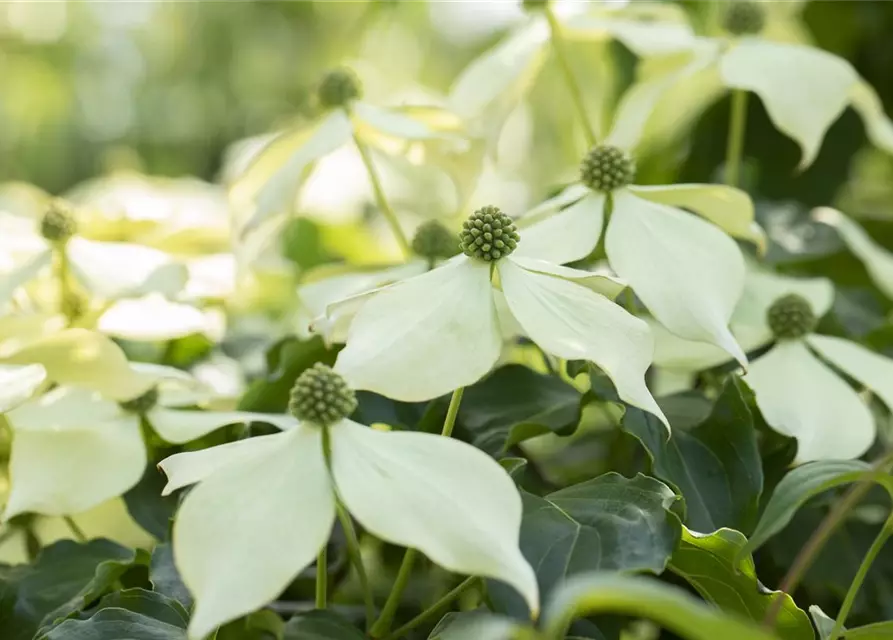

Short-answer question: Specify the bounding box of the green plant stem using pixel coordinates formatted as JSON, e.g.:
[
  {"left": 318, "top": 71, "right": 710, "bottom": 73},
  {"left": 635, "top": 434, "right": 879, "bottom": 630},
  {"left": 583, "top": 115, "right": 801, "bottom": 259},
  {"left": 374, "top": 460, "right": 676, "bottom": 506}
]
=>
[
  {"left": 316, "top": 546, "right": 327, "bottom": 610},
  {"left": 544, "top": 6, "right": 597, "bottom": 147},
  {"left": 828, "top": 513, "right": 893, "bottom": 640},
  {"left": 724, "top": 89, "right": 748, "bottom": 187},
  {"left": 763, "top": 448, "right": 893, "bottom": 628},
  {"left": 371, "top": 387, "right": 467, "bottom": 637},
  {"left": 352, "top": 133, "right": 412, "bottom": 257},
  {"left": 336, "top": 501, "right": 375, "bottom": 630},
  {"left": 55, "top": 244, "right": 74, "bottom": 324},
  {"left": 63, "top": 515, "right": 87, "bottom": 542},
  {"left": 382, "top": 576, "right": 479, "bottom": 640}
]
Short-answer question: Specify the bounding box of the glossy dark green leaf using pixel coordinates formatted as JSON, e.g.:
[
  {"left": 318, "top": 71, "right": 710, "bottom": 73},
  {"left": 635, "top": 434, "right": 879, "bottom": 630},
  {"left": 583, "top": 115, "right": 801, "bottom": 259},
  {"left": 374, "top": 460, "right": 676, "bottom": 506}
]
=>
[
  {"left": 621, "top": 379, "right": 763, "bottom": 533},
  {"left": 428, "top": 611, "right": 520, "bottom": 639},
  {"left": 460, "top": 365, "right": 583, "bottom": 455},
  {"left": 668, "top": 527, "right": 812, "bottom": 639},
  {"left": 282, "top": 610, "right": 364, "bottom": 639},
  {"left": 741, "top": 460, "right": 893, "bottom": 557},
  {"left": 149, "top": 544, "right": 192, "bottom": 610},
  {"left": 38, "top": 609, "right": 187, "bottom": 640},
  {"left": 490, "top": 473, "right": 681, "bottom": 618},
  {"left": 124, "top": 466, "right": 177, "bottom": 541},
  {"left": 90, "top": 589, "right": 189, "bottom": 628},
  {"left": 217, "top": 610, "right": 284, "bottom": 640}
]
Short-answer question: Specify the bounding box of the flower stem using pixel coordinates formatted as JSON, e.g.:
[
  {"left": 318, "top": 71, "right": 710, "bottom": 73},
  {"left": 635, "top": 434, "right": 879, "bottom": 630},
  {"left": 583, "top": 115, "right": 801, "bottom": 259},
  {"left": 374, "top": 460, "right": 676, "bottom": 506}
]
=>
[
  {"left": 336, "top": 501, "right": 375, "bottom": 630},
  {"left": 54, "top": 244, "right": 74, "bottom": 325},
  {"left": 544, "top": 6, "right": 597, "bottom": 147},
  {"left": 352, "top": 133, "right": 412, "bottom": 258},
  {"left": 315, "top": 546, "right": 327, "bottom": 610},
  {"left": 828, "top": 512, "right": 893, "bottom": 640},
  {"left": 763, "top": 448, "right": 893, "bottom": 628},
  {"left": 382, "top": 576, "right": 479, "bottom": 640},
  {"left": 63, "top": 515, "right": 87, "bottom": 542},
  {"left": 371, "top": 387, "right": 467, "bottom": 637},
  {"left": 724, "top": 89, "right": 748, "bottom": 187}
]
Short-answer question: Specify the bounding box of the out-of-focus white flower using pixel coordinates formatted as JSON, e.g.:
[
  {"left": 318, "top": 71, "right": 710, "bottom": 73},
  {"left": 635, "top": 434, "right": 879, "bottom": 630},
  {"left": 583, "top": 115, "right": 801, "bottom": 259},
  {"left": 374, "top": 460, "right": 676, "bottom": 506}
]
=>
[
  {"left": 650, "top": 268, "right": 890, "bottom": 463},
  {"left": 159, "top": 364, "right": 538, "bottom": 640}
]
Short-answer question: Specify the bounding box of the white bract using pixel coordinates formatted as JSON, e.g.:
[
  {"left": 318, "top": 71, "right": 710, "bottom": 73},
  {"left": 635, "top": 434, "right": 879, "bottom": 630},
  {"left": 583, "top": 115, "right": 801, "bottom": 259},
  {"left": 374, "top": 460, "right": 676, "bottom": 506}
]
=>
[
  {"left": 159, "top": 416, "right": 538, "bottom": 640},
  {"left": 650, "top": 268, "right": 890, "bottom": 463}
]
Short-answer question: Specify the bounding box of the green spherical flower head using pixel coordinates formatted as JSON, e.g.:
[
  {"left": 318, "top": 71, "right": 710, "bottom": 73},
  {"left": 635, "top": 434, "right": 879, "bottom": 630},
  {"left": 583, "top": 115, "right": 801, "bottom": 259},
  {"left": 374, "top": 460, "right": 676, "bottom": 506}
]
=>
[
  {"left": 289, "top": 363, "right": 358, "bottom": 426},
  {"left": 40, "top": 200, "right": 77, "bottom": 243},
  {"left": 580, "top": 145, "right": 636, "bottom": 193},
  {"left": 120, "top": 387, "right": 159, "bottom": 414},
  {"left": 767, "top": 294, "right": 817, "bottom": 340},
  {"left": 722, "top": 1, "right": 765, "bottom": 36},
  {"left": 318, "top": 68, "right": 362, "bottom": 109},
  {"left": 412, "top": 221, "right": 458, "bottom": 262},
  {"left": 459, "top": 205, "right": 520, "bottom": 262}
]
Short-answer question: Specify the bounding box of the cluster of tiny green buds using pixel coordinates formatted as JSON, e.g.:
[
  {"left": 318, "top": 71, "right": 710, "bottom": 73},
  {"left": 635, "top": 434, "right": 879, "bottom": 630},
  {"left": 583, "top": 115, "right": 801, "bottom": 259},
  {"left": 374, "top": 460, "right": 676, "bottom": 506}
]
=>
[
  {"left": 411, "top": 221, "right": 458, "bottom": 262},
  {"left": 722, "top": 1, "right": 765, "bottom": 36},
  {"left": 318, "top": 68, "right": 362, "bottom": 109},
  {"left": 767, "top": 294, "right": 817, "bottom": 340},
  {"left": 289, "top": 363, "right": 358, "bottom": 427},
  {"left": 459, "top": 206, "right": 520, "bottom": 262},
  {"left": 580, "top": 145, "right": 636, "bottom": 193},
  {"left": 120, "top": 387, "right": 159, "bottom": 414},
  {"left": 40, "top": 200, "right": 78, "bottom": 243},
  {"left": 521, "top": 0, "right": 549, "bottom": 11}
]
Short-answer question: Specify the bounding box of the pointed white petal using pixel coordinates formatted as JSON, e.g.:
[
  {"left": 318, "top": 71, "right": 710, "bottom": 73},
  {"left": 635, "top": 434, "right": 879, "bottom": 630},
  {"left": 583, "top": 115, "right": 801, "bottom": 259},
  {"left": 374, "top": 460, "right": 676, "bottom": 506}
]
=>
[
  {"left": 813, "top": 207, "right": 893, "bottom": 300},
  {"left": 516, "top": 192, "right": 605, "bottom": 265},
  {"left": 628, "top": 183, "right": 764, "bottom": 250},
  {"left": 518, "top": 183, "right": 590, "bottom": 222},
  {"left": 650, "top": 320, "right": 737, "bottom": 372},
  {"left": 606, "top": 190, "right": 746, "bottom": 365},
  {"left": 850, "top": 79, "right": 893, "bottom": 154},
  {"left": 734, "top": 269, "right": 834, "bottom": 338},
  {"left": 0, "top": 364, "right": 46, "bottom": 413},
  {"left": 719, "top": 41, "right": 857, "bottom": 168},
  {"left": 334, "top": 257, "right": 501, "bottom": 401},
  {"left": 67, "top": 237, "right": 187, "bottom": 299},
  {"left": 0, "top": 312, "right": 65, "bottom": 358},
  {"left": 807, "top": 334, "right": 893, "bottom": 414},
  {"left": 150, "top": 408, "right": 298, "bottom": 445},
  {"left": 353, "top": 102, "right": 447, "bottom": 141},
  {"left": 4, "top": 387, "right": 145, "bottom": 518},
  {"left": 508, "top": 256, "right": 625, "bottom": 300},
  {"left": 562, "top": 4, "right": 696, "bottom": 56},
  {"left": 172, "top": 426, "right": 335, "bottom": 640},
  {"left": 498, "top": 258, "right": 667, "bottom": 428},
  {"left": 330, "top": 419, "right": 538, "bottom": 613},
  {"left": 744, "top": 341, "right": 874, "bottom": 463},
  {"left": 98, "top": 295, "right": 208, "bottom": 342},
  {"left": 0, "top": 249, "right": 51, "bottom": 308}
]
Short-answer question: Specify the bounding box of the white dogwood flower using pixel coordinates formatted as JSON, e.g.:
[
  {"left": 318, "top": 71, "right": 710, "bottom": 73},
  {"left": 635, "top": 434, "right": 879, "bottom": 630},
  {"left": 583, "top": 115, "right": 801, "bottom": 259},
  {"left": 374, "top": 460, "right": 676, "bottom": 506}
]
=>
[
  {"left": 159, "top": 364, "right": 538, "bottom": 640},
  {"left": 650, "top": 268, "right": 889, "bottom": 463},
  {"left": 330, "top": 205, "right": 668, "bottom": 427}
]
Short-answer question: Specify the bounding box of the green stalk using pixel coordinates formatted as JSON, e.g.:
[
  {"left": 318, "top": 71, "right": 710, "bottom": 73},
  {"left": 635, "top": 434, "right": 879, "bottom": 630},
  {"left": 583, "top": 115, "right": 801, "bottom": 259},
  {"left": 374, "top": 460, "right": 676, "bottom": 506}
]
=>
[
  {"left": 382, "top": 577, "right": 479, "bottom": 640},
  {"left": 352, "top": 132, "right": 412, "bottom": 257},
  {"left": 55, "top": 243, "right": 75, "bottom": 325},
  {"left": 370, "top": 387, "right": 466, "bottom": 637},
  {"left": 828, "top": 513, "right": 893, "bottom": 640},
  {"left": 63, "top": 516, "right": 87, "bottom": 542},
  {"left": 544, "top": 6, "right": 597, "bottom": 147},
  {"left": 724, "top": 89, "right": 748, "bottom": 187},
  {"left": 336, "top": 501, "right": 375, "bottom": 630},
  {"left": 315, "top": 546, "right": 327, "bottom": 609}
]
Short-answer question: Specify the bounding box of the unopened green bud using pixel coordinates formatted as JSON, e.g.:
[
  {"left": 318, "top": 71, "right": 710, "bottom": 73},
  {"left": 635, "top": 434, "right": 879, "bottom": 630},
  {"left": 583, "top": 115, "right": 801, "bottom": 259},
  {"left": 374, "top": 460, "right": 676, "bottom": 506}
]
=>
[
  {"left": 40, "top": 200, "right": 77, "bottom": 243},
  {"left": 767, "top": 294, "right": 816, "bottom": 340},
  {"left": 318, "top": 68, "right": 362, "bottom": 109},
  {"left": 120, "top": 387, "right": 159, "bottom": 414},
  {"left": 289, "top": 363, "right": 357, "bottom": 426},
  {"left": 722, "top": 1, "right": 765, "bottom": 36},
  {"left": 412, "top": 221, "right": 458, "bottom": 262},
  {"left": 580, "top": 145, "right": 636, "bottom": 193},
  {"left": 459, "top": 206, "right": 520, "bottom": 262}
]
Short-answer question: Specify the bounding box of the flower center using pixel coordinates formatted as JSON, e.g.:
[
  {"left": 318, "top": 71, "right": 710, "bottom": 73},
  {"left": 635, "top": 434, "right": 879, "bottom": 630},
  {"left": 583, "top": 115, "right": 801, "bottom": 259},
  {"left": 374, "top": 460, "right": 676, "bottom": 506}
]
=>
[
  {"left": 40, "top": 200, "right": 77, "bottom": 243},
  {"left": 120, "top": 387, "right": 159, "bottom": 414},
  {"left": 767, "top": 294, "right": 816, "bottom": 340},
  {"left": 289, "top": 363, "right": 358, "bottom": 426},
  {"left": 580, "top": 145, "right": 636, "bottom": 193},
  {"left": 411, "top": 221, "right": 458, "bottom": 262},
  {"left": 459, "top": 206, "right": 520, "bottom": 262},
  {"left": 318, "top": 68, "right": 362, "bottom": 109},
  {"left": 722, "top": 1, "right": 765, "bottom": 36}
]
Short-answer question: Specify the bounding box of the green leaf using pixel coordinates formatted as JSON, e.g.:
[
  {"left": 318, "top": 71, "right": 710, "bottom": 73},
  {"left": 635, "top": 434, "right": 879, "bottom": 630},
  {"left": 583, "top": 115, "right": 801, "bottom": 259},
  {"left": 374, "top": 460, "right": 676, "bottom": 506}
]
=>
[
  {"left": 90, "top": 589, "right": 189, "bottom": 628},
  {"left": 742, "top": 460, "right": 893, "bottom": 557},
  {"left": 124, "top": 466, "right": 177, "bottom": 541},
  {"left": 490, "top": 473, "right": 682, "bottom": 617},
  {"left": 668, "top": 527, "right": 813, "bottom": 639},
  {"left": 38, "top": 609, "right": 187, "bottom": 640},
  {"left": 543, "top": 573, "right": 777, "bottom": 640},
  {"left": 620, "top": 379, "right": 763, "bottom": 533},
  {"left": 149, "top": 544, "right": 192, "bottom": 610},
  {"left": 460, "top": 365, "right": 583, "bottom": 455},
  {"left": 218, "top": 610, "right": 284, "bottom": 640},
  {"left": 282, "top": 610, "right": 364, "bottom": 639},
  {"left": 428, "top": 611, "right": 521, "bottom": 639},
  {"left": 843, "top": 622, "right": 893, "bottom": 639},
  {"left": 810, "top": 605, "right": 837, "bottom": 639},
  {"left": 282, "top": 218, "right": 335, "bottom": 270}
]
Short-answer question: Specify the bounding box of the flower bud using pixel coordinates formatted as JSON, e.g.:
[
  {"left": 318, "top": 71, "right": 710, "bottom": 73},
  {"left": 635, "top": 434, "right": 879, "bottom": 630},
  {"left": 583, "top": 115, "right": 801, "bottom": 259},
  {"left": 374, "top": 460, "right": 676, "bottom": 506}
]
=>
[
  {"left": 580, "top": 145, "right": 636, "bottom": 193},
  {"left": 40, "top": 200, "right": 77, "bottom": 243},
  {"left": 722, "top": 1, "right": 765, "bottom": 36},
  {"left": 767, "top": 294, "right": 816, "bottom": 340},
  {"left": 459, "top": 206, "right": 520, "bottom": 262},
  {"left": 289, "top": 363, "right": 357, "bottom": 426},
  {"left": 318, "top": 68, "right": 362, "bottom": 109},
  {"left": 412, "top": 221, "right": 458, "bottom": 262}
]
